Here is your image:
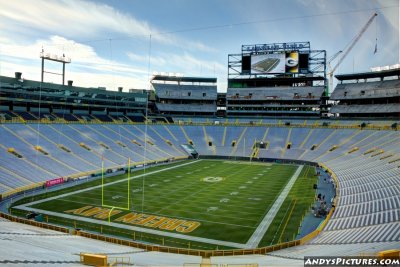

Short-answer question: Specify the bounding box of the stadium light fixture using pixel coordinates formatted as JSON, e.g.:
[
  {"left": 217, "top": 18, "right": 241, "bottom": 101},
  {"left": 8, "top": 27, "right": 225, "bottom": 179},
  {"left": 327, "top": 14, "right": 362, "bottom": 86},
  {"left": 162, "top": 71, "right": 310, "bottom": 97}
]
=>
[{"left": 40, "top": 49, "right": 71, "bottom": 85}]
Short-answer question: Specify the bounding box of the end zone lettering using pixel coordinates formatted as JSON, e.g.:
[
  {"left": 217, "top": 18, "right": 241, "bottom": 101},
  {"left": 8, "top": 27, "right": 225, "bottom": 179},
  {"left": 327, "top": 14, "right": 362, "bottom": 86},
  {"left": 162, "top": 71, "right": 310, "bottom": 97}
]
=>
[{"left": 65, "top": 206, "right": 201, "bottom": 233}]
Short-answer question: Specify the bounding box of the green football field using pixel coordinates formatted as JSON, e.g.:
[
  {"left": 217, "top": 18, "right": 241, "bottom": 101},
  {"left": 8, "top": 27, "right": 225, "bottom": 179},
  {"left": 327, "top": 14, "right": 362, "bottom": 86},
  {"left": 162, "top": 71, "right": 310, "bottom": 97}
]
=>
[{"left": 13, "top": 159, "right": 317, "bottom": 250}]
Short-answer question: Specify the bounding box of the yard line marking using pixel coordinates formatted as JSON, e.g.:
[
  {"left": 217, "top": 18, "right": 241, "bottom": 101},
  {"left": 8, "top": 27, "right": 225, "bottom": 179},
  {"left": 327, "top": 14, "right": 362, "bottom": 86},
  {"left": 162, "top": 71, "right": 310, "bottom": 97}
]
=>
[
  {"left": 153, "top": 162, "right": 256, "bottom": 215},
  {"left": 245, "top": 165, "right": 304, "bottom": 249},
  {"left": 60, "top": 192, "right": 288, "bottom": 216},
  {"left": 53, "top": 198, "right": 259, "bottom": 228},
  {"left": 17, "top": 160, "right": 202, "bottom": 207},
  {"left": 15, "top": 160, "right": 300, "bottom": 249},
  {"left": 153, "top": 182, "right": 218, "bottom": 214}
]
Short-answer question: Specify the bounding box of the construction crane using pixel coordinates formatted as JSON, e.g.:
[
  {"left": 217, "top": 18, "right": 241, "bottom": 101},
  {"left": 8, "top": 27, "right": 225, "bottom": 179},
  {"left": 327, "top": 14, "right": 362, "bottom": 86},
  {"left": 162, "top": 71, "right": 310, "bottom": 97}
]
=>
[
  {"left": 325, "top": 50, "right": 343, "bottom": 95},
  {"left": 328, "top": 50, "right": 343, "bottom": 70},
  {"left": 328, "top": 12, "right": 378, "bottom": 93}
]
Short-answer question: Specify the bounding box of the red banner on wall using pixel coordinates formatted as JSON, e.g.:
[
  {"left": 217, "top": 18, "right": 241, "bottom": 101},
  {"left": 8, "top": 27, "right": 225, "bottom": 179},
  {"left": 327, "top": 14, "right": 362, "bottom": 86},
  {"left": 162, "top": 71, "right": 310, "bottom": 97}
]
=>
[{"left": 45, "top": 177, "right": 64, "bottom": 187}]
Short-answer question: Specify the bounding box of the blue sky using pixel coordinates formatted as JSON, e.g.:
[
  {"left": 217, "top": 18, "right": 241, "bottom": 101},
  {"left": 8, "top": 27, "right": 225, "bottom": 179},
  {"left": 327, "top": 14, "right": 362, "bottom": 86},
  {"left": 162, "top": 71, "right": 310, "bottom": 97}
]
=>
[{"left": 0, "top": 0, "right": 398, "bottom": 92}]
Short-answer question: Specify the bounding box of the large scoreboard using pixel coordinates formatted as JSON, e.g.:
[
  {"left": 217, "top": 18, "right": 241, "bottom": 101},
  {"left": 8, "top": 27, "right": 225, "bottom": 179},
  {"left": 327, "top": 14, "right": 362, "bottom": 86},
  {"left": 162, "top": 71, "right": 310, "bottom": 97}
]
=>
[
  {"left": 242, "top": 42, "right": 310, "bottom": 75},
  {"left": 242, "top": 52, "right": 309, "bottom": 74},
  {"left": 228, "top": 41, "right": 326, "bottom": 81}
]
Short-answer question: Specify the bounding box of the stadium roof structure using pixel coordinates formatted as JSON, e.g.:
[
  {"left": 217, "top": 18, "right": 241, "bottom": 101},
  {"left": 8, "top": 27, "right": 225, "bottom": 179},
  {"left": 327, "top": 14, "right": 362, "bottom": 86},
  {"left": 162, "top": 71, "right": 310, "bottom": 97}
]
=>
[
  {"left": 151, "top": 75, "right": 217, "bottom": 84},
  {"left": 335, "top": 68, "right": 400, "bottom": 81}
]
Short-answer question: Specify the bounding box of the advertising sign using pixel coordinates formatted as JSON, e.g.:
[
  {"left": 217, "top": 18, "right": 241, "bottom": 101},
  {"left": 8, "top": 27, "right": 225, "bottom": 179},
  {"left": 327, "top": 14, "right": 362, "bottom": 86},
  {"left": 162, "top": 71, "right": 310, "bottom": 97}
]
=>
[{"left": 45, "top": 177, "right": 64, "bottom": 187}]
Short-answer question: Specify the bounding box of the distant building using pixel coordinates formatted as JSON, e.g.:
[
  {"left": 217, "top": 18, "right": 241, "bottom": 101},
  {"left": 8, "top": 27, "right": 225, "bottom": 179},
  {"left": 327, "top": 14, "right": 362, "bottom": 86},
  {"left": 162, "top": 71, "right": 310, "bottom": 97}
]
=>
[
  {"left": 0, "top": 72, "right": 148, "bottom": 122},
  {"left": 152, "top": 75, "right": 217, "bottom": 116},
  {"left": 330, "top": 68, "right": 400, "bottom": 119}
]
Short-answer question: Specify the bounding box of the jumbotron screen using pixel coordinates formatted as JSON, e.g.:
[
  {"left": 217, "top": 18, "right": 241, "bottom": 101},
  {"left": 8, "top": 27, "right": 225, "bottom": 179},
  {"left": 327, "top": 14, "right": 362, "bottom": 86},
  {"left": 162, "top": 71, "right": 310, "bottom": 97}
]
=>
[
  {"left": 242, "top": 52, "right": 309, "bottom": 74},
  {"left": 252, "top": 52, "right": 298, "bottom": 73}
]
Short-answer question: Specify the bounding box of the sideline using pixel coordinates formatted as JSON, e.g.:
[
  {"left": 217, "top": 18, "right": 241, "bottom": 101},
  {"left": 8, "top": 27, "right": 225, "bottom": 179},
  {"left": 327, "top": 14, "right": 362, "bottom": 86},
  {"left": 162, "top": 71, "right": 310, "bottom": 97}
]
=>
[
  {"left": 15, "top": 161, "right": 305, "bottom": 249},
  {"left": 13, "top": 159, "right": 249, "bottom": 248},
  {"left": 14, "top": 205, "right": 245, "bottom": 248},
  {"left": 245, "top": 165, "right": 304, "bottom": 248}
]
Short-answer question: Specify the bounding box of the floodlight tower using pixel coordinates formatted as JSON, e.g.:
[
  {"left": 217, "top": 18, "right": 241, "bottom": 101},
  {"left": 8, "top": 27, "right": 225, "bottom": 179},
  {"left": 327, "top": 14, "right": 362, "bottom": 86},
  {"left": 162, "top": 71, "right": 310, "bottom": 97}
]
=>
[{"left": 40, "top": 49, "right": 71, "bottom": 85}]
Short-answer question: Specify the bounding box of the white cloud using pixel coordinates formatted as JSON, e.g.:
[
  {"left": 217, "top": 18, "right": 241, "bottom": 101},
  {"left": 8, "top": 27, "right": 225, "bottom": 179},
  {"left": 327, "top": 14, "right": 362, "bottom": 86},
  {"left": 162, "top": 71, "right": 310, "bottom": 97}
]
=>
[
  {"left": 1, "top": 34, "right": 224, "bottom": 91},
  {"left": 153, "top": 35, "right": 219, "bottom": 55},
  {"left": 1, "top": 58, "right": 148, "bottom": 90},
  {"left": 299, "top": 0, "right": 398, "bottom": 61},
  {"left": 1, "top": 35, "right": 151, "bottom": 90},
  {"left": 127, "top": 52, "right": 167, "bottom": 67},
  {"left": 127, "top": 53, "right": 148, "bottom": 63},
  {"left": 127, "top": 50, "right": 225, "bottom": 77},
  {"left": 127, "top": 50, "right": 228, "bottom": 91},
  {"left": 169, "top": 52, "right": 225, "bottom": 73},
  {"left": 377, "top": 0, "right": 399, "bottom": 33},
  {"left": 0, "top": 0, "right": 153, "bottom": 40},
  {"left": 184, "top": 40, "right": 219, "bottom": 53},
  {"left": 1, "top": 35, "right": 149, "bottom": 79},
  {"left": 0, "top": 0, "right": 215, "bottom": 53},
  {"left": 240, "top": 0, "right": 398, "bottom": 74},
  {"left": 0, "top": 0, "right": 221, "bottom": 90},
  {"left": 164, "top": 52, "right": 227, "bottom": 92}
]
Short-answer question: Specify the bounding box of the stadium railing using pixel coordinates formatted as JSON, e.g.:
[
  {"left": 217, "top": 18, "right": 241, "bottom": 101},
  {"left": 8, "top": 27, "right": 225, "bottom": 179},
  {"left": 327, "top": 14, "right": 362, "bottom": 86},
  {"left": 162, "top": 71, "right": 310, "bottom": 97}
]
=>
[
  {"left": 1, "top": 121, "right": 394, "bottom": 258},
  {"left": 0, "top": 158, "right": 339, "bottom": 258},
  {"left": 0, "top": 117, "right": 398, "bottom": 131},
  {"left": 4, "top": 201, "right": 389, "bottom": 262},
  {"left": 0, "top": 211, "right": 69, "bottom": 233},
  {"left": 1, "top": 182, "right": 45, "bottom": 200},
  {"left": 74, "top": 230, "right": 302, "bottom": 258},
  {"left": 0, "top": 208, "right": 312, "bottom": 258},
  {"left": 11, "top": 120, "right": 400, "bottom": 131}
]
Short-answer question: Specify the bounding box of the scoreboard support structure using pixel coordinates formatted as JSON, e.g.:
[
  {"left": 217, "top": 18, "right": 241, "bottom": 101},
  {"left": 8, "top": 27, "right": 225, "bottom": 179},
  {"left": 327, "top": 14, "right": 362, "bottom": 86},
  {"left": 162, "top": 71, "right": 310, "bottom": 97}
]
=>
[{"left": 228, "top": 41, "right": 326, "bottom": 88}]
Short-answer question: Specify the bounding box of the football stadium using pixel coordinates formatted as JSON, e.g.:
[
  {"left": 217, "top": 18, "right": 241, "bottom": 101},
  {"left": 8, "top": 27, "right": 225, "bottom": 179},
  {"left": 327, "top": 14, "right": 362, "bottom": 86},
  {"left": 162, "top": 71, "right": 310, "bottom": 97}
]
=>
[{"left": 0, "top": 1, "right": 399, "bottom": 266}]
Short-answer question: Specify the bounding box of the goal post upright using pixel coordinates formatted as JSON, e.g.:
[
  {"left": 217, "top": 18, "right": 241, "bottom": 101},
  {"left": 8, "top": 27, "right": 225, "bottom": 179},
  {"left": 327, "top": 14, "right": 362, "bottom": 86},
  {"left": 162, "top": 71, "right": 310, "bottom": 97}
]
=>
[
  {"left": 101, "top": 156, "right": 131, "bottom": 212},
  {"left": 108, "top": 207, "right": 115, "bottom": 224}
]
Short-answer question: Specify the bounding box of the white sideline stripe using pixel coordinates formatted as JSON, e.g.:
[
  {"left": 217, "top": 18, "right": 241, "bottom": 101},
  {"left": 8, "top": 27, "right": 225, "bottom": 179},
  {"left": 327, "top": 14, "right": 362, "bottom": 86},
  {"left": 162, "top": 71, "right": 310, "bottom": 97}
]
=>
[
  {"left": 17, "top": 160, "right": 201, "bottom": 207},
  {"left": 15, "top": 206, "right": 245, "bottom": 249},
  {"left": 245, "top": 165, "right": 304, "bottom": 249},
  {"left": 15, "top": 159, "right": 247, "bottom": 248},
  {"left": 15, "top": 160, "right": 303, "bottom": 249}
]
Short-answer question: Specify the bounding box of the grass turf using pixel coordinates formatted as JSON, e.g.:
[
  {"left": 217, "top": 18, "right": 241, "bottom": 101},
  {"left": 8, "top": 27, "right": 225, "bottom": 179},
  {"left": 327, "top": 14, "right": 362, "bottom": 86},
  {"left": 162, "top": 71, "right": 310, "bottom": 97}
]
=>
[{"left": 14, "top": 159, "right": 317, "bottom": 249}]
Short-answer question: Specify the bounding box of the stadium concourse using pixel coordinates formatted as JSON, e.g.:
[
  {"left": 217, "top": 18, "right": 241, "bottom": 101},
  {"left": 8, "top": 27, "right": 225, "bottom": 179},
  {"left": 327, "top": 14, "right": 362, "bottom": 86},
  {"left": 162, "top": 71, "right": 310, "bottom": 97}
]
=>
[{"left": 0, "top": 121, "right": 399, "bottom": 266}]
